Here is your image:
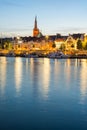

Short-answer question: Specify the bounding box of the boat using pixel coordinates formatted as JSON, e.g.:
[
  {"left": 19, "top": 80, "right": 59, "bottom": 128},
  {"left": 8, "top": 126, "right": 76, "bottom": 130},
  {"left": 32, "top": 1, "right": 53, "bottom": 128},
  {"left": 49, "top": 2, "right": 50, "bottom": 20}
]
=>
[{"left": 47, "top": 51, "right": 69, "bottom": 59}]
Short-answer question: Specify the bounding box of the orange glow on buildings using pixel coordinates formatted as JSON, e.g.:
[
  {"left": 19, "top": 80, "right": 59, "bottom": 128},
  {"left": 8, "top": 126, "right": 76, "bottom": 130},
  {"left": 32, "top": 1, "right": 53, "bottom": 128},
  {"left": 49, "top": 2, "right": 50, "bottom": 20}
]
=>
[{"left": 33, "top": 16, "right": 39, "bottom": 37}]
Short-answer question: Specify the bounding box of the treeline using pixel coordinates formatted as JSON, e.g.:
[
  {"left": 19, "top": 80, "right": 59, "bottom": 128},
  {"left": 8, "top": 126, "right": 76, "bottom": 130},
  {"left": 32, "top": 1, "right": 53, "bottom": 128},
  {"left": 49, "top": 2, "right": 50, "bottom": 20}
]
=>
[
  {"left": 0, "top": 38, "right": 13, "bottom": 49},
  {"left": 77, "top": 39, "right": 87, "bottom": 50}
]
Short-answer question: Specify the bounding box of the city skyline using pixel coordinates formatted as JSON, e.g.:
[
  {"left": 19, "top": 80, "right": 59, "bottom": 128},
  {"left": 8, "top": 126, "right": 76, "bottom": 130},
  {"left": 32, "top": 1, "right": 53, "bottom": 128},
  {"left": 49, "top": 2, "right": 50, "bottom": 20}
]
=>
[{"left": 0, "top": 0, "right": 87, "bottom": 37}]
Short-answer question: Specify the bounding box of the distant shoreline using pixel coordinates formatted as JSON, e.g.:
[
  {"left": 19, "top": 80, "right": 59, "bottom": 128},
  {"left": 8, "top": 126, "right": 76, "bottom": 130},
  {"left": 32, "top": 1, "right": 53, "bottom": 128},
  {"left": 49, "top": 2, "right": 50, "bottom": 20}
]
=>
[
  {"left": 0, "top": 49, "right": 87, "bottom": 59},
  {"left": 0, "top": 55, "right": 87, "bottom": 59}
]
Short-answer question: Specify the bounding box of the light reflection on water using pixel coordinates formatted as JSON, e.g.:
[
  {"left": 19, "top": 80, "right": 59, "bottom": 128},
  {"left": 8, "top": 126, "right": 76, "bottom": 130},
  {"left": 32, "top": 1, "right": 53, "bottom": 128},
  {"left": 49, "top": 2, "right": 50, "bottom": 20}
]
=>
[
  {"left": 29, "top": 58, "right": 50, "bottom": 99},
  {"left": 0, "top": 57, "right": 7, "bottom": 95},
  {"left": 79, "top": 60, "right": 87, "bottom": 105},
  {"left": 0, "top": 58, "right": 87, "bottom": 99},
  {"left": 0, "top": 57, "right": 87, "bottom": 129},
  {"left": 15, "top": 58, "right": 23, "bottom": 94},
  {"left": 40, "top": 58, "right": 50, "bottom": 99},
  {"left": 0, "top": 58, "right": 87, "bottom": 101}
]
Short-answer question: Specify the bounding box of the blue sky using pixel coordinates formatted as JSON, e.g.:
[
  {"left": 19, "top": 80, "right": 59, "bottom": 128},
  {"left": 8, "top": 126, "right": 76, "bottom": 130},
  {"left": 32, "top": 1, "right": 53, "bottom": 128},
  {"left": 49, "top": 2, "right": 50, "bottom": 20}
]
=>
[{"left": 0, "top": 0, "right": 87, "bottom": 37}]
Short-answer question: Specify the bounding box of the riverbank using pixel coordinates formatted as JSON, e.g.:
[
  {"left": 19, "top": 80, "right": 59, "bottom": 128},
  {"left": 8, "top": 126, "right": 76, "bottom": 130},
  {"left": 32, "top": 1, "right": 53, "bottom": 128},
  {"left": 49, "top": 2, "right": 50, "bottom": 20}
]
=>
[
  {"left": 1, "top": 53, "right": 87, "bottom": 59},
  {"left": 0, "top": 49, "right": 87, "bottom": 59}
]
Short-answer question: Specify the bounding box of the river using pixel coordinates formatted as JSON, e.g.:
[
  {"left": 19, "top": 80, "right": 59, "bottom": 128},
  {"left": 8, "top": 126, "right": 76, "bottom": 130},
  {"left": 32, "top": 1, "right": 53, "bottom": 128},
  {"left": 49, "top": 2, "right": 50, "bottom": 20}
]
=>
[{"left": 0, "top": 57, "right": 87, "bottom": 130}]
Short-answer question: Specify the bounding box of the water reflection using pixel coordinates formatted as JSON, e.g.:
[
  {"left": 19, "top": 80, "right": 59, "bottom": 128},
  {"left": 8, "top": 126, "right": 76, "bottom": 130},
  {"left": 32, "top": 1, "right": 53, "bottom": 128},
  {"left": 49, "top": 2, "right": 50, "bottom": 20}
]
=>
[
  {"left": 29, "top": 58, "right": 39, "bottom": 97},
  {"left": 29, "top": 58, "right": 50, "bottom": 99},
  {"left": 41, "top": 58, "right": 50, "bottom": 98},
  {"left": 80, "top": 59, "right": 87, "bottom": 104},
  {"left": 0, "top": 57, "right": 7, "bottom": 94},
  {"left": 25, "top": 58, "right": 29, "bottom": 72},
  {"left": 64, "top": 59, "right": 71, "bottom": 88},
  {"left": 30, "top": 58, "right": 34, "bottom": 74},
  {"left": 0, "top": 57, "right": 87, "bottom": 104},
  {"left": 14, "top": 58, "right": 23, "bottom": 94}
]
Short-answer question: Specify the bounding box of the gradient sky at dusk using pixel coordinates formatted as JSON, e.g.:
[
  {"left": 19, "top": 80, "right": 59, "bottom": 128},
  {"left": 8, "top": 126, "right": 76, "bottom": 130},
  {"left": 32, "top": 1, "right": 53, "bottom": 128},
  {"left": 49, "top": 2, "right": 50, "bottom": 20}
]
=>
[{"left": 0, "top": 0, "right": 87, "bottom": 37}]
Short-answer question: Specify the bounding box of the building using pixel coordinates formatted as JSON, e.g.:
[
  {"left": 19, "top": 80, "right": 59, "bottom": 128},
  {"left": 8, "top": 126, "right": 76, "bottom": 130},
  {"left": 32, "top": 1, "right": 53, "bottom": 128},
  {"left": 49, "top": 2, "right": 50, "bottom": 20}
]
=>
[
  {"left": 54, "top": 38, "right": 65, "bottom": 49},
  {"left": 33, "top": 16, "right": 39, "bottom": 37},
  {"left": 65, "top": 35, "right": 77, "bottom": 50}
]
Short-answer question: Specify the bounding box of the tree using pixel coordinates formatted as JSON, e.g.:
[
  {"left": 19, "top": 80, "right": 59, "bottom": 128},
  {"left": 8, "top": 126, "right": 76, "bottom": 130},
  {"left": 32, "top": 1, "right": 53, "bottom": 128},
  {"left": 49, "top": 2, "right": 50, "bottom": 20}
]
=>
[
  {"left": 60, "top": 43, "right": 65, "bottom": 51},
  {"left": 84, "top": 42, "right": 87, "bottom": 50},
  {"left": 33, "top": 44, "right": 35, "bottom": 48},
  {"left": 71, "top": 44, "right": 74, "bottom": 48},
  {"left": 3, "top": 42, "right": 13, "bottom": 50},
  {"left": 52, "top": 43, "right": 56, "bottom": 48},
  {"left": 77, "top": 39, "right": 82, "bottom": 50},
  {"left": 0, "top": 44, "right": 2, "bottom": 49}
]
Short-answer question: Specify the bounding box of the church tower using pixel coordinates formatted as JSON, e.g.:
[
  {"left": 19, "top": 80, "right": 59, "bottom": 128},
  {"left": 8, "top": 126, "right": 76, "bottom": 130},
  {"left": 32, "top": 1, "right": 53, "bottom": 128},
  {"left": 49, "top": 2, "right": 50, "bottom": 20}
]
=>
[{"left": 33, "top": 16, "right": 39, "bottom": 37}]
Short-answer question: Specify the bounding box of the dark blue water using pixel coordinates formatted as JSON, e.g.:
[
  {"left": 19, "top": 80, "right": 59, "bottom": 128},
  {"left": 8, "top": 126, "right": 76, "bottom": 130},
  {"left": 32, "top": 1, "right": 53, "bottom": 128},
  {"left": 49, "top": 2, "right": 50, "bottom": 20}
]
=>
[{"left": 0, "top": 57, "right": 87, "bottom": 130}]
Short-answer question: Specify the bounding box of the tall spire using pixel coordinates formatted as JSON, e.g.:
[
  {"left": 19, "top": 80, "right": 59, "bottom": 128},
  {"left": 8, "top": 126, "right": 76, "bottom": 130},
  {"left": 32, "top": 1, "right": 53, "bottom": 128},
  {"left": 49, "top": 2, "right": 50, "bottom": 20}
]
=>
[
  {"left": 33, "top": 16, "right": 39, "bottom": 37},
  {"left": 34, "top": 16, "right": 37, "bottom": 29}
]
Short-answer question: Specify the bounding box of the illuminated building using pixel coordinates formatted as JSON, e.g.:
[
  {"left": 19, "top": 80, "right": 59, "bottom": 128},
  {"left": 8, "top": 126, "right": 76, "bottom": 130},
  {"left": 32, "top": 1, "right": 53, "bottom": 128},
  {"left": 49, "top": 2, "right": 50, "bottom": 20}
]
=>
[
  {"left": 65, "top": 34, "right": 77, "bottom": 50},
  {"left": 33, "top": 16, "right": 39, "bottom": 37}
]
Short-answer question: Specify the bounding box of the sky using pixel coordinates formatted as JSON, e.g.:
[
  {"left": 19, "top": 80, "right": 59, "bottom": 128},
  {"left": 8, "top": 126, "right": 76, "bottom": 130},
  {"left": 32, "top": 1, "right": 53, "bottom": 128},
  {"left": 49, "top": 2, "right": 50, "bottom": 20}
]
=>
[{"left": 0, "top": 0, "right": 87, "bottom": 37}]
